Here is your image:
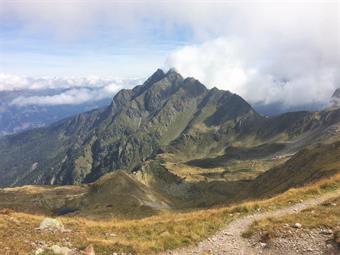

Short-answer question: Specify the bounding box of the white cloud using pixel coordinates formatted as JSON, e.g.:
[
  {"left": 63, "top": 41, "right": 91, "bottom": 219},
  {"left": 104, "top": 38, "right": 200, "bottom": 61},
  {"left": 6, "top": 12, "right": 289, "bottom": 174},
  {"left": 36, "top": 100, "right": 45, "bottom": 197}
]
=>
[
  {"left": 164, "top": 1, "right": 340, "bottom": 108},
  {"left": 165, "top": 37, "right": 339, "bottom": 107},
  {"left": 0, "top": 74, "right": 141, "bottom": 91},
  {"left": 0, "top": 74, "right": 31, "bottom": 91},
  {"left": 0, "top": 74, "right": 142, "bottom": 106},
  {"left": 2, "top": 1, "right": 338, "bottom": 42},
  {"left": 10, "top": 86, "right": 116, "bottom": 106}
]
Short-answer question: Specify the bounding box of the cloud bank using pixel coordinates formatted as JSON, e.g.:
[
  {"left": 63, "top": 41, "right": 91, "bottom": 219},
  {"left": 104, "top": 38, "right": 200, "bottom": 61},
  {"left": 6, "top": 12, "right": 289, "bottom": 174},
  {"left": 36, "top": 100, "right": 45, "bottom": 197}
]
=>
[
  {"left": 164, "top": 2, "right": 340, "bottom": 108},
  {"left": 10, "top": 86, "right": 116, "bottom": 106},
  {"left": 2, "top": 1, "right": 338, "bottom": 42},
  {"left": 165, "top": 37, "right": 339, "bottom": 108},
  {"left": 0, "top": 74, "right": 142, "bottom": 106}
]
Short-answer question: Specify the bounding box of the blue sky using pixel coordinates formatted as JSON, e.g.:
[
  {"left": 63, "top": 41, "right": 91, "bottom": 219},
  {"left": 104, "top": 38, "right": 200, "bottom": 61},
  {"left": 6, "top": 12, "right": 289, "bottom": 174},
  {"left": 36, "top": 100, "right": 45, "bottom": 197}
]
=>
[
  {"left": 0, "top": 0, "right": 195, "bottom": 77},
  {"left": 0, "top": 0, "right": 339, "bottom": 108},
  {"left": 0, "top": 6, "right": 194, "bottom": 77}
]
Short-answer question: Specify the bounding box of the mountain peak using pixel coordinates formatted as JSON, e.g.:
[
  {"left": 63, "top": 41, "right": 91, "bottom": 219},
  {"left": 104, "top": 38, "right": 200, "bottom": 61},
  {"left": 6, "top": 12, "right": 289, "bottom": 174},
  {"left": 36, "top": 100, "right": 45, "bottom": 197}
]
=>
[
  {"left": 143, "top": 68, "right": 184, "bottom": 87},
  {"left": 143, "top": 68, "right": 166, "bottom": 86},
  {"left": 164, "top": 68, "right": 183, "bottom": 81},
  {"left": 332, "top": 88, "right": 340, "bottom": 98},
  {"left": 166, "top": 67, "right": 180, "bottom": 75},
  {"left": 331, "top": 88, "right": 340, "bottom": 108},
  {"left": 154, "top": 68, "right": 166, "bottom": 76}
]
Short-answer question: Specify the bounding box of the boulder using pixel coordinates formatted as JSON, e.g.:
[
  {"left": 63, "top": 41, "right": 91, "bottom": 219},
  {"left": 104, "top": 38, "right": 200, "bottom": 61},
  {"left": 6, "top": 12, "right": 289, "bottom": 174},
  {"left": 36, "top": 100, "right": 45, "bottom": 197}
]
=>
[
  {"left": 82, "top": 244, "right": 95, "bottom": 255},
  {"left": 260, "top": 242, "right": 267, "bottom": 248},
  {"left": 39, "top": 218, "right": 65, "bottom": 232},
  {"left": 50, "top": 245, "right": 73, "bottom": 255},
  {"left": 34, "top": 248, "right": 44, "bottom": 255},
  {"left": 293, "top": 223, "right": 302, "bottom": 229}
]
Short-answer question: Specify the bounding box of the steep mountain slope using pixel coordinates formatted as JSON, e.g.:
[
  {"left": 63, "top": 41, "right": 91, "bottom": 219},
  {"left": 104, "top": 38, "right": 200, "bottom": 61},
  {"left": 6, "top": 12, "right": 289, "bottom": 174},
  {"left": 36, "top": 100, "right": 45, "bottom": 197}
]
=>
[
  {"left": 1, "top": 69, "right": 340, "bottom": 188},
  {"left": 0, "top": 69, "right": 260, "bottom": 187}
]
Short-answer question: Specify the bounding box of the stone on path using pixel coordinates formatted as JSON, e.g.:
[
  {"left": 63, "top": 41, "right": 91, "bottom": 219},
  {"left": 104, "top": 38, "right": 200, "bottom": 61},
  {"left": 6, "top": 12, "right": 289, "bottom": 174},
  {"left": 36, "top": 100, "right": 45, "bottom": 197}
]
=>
[
  {"left": 293, "top": 223, "right": 302, "bottom": 229},
  {"left": 319, "top": 229, "right": 333, "bottom": 235}
]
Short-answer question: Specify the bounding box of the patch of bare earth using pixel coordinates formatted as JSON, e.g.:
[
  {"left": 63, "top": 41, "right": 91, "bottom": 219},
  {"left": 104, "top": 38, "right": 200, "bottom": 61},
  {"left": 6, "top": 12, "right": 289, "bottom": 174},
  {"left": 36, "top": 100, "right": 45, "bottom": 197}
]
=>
[{"left": 249, "top": 228, "right": 338, "bottom": 255}]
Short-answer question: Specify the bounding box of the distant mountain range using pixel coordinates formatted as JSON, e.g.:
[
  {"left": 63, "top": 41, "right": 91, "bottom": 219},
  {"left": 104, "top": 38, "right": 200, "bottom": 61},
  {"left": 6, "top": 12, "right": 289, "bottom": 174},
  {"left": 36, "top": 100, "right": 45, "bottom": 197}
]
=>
[
  {"left": 0, "top": 76, "right": 143, "bottom": 136},
  {"left": 0, "top": 89, "right": 112, "bottom": 136},
  {"left": 0, "top": 69, "right": 339, "bottom": 188}
]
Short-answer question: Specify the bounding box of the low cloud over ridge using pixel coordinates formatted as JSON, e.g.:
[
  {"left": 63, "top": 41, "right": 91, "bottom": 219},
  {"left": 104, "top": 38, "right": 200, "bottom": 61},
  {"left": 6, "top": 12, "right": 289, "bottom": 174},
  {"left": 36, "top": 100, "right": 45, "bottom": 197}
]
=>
[
  {"left": 165, "top": 37, "right": 339, "bottom": 108},
  {"left": 0, "top": 74, "right": 142, "bottom": 106},
  {"left": 163, "top": 2, "right": 339, "bottom": 108}
]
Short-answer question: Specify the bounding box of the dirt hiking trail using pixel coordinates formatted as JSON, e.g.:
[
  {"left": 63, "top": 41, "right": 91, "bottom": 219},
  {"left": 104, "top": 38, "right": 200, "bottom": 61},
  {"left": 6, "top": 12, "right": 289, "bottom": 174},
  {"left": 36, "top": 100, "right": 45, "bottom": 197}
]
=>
[{"left": 162, "top": 190, "right": 340, "bottom": 255}]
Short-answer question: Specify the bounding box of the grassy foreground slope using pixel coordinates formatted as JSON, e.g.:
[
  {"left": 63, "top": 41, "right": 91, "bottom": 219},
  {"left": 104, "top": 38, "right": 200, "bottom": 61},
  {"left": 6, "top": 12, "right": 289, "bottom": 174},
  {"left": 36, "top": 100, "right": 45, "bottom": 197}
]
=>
[{"left": 0, "top": 174, "right": 339, "bottom": 255}]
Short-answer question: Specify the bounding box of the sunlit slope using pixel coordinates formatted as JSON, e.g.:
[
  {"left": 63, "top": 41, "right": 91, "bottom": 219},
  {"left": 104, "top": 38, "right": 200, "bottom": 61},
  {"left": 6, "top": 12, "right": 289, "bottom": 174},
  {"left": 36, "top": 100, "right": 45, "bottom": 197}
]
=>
[{"left": 248, "top": 141, "right": 340, "bottom": 198}]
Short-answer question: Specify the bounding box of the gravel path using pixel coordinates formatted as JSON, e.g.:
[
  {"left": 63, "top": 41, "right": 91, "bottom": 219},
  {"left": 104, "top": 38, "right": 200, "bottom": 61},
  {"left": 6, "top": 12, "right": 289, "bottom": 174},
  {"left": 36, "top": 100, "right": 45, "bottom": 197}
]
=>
[{"left": 162, "top": 190, "right": 340, "bottom": 255}]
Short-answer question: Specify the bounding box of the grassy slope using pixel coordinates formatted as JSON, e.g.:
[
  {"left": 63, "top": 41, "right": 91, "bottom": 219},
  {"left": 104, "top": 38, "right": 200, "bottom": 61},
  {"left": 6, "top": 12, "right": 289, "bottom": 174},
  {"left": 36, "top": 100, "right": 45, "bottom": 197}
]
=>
[
  {"left": 247, "top": 141, "right": 340, "bottom": 198},
  {"left": 77, "top": 171, "right": 173, "bottom": 219},
  {"left": 2, "top": 141, "right": 340, "bottom": 221},
  {"left": 0, "top": 171, "right": 174, "bottom": 220},
  {"left": 0, "top": 174, "right": 339, "bottom": 255}
]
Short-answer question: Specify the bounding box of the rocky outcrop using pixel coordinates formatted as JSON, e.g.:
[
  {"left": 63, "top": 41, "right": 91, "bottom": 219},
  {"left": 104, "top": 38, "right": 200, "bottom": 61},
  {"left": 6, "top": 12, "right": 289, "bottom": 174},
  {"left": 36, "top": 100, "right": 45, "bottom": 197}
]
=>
[{"left": 331, "top": 88, "right": 340, "bottom": 108}]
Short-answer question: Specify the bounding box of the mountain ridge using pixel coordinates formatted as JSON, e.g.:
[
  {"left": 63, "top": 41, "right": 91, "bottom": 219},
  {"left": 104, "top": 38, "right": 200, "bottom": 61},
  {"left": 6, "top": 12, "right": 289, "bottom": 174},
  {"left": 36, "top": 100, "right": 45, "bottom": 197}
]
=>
[{"left": 1, "top": 69, "right": 340, "bottom": 188}]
